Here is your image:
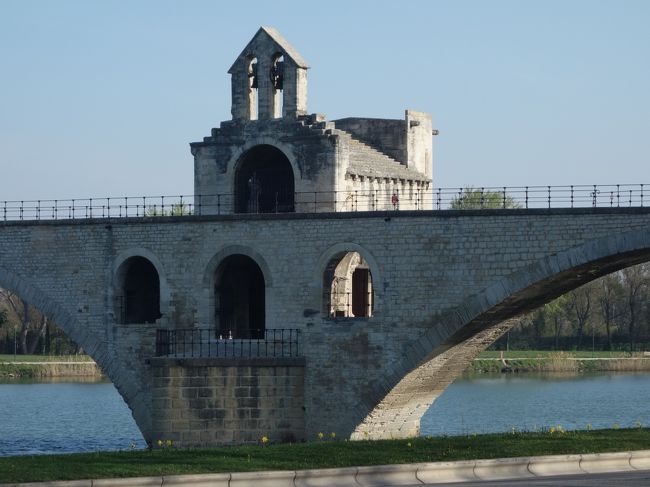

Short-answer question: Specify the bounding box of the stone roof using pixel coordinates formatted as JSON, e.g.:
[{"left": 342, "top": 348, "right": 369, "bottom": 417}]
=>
[{"left": 228, "top": 26, "right": 309, "bottom": 74}]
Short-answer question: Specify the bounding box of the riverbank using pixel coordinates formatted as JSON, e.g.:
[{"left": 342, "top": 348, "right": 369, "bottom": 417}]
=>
[
  {"left": 472, "top": 351, "right": 650, "bottom": 373},
  {"left": 1, "top": 428, "right": 649, "bottom": 484},
  {"left": 0, "top": 355, "right": 102, "bottom": 378}
]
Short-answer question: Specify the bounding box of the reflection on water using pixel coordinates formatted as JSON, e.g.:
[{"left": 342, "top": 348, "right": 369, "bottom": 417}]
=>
[
  {"left": 0, "top": 379, "right": 146, "bottom": 456},
  {"left": 421, "top": 371, "right": 650, "bottom": 436}
]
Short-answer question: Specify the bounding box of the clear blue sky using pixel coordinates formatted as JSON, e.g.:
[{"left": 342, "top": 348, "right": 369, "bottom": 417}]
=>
[{"left": 1, "top": 0, "right": 648, "bottom": 201}]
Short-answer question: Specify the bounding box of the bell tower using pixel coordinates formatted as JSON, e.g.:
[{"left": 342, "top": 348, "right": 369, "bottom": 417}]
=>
[{"left": 228, "top": 27, "right": 309, "bottom": 121}]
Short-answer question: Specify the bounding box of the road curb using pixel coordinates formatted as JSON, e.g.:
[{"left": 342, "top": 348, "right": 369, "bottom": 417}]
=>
[{"left": 3, "top": 449, "right": 650, "bottom": 486}]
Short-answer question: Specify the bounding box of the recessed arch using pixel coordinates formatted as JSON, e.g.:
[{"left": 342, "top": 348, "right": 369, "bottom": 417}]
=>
[
  {"left": 213, "top": 254, "right": 265, "bottom": 339},
  {"left": 234, "top": 144, "right": 295, "bottom": 214},
  {"left": 317, "top": 243, "right": 382, "bottom": 318},
  {"left": 202, "top": 245, "right": 273, "bottom": 333},
  {"left": 114, "top": 256, "right": 161, "bottom": 324}
]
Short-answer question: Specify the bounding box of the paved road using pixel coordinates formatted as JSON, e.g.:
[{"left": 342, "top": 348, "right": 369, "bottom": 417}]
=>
[{"left": 397, "top": 469, "right": 650, "bottom": 486}]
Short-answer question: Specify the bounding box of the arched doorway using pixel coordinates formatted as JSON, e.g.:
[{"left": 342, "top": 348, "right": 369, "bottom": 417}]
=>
[
  {"left": 214, "top": 254, "right": 265, "bottom": 339},
  {"left": 235, "top": 145, "right": 295, "bottom": 213},
  {"left": 116, "top": 257, "right": 161, "bottom": 324}
]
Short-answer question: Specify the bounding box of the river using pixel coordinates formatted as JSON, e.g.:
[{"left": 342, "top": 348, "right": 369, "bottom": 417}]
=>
[{"left": 2, "top": 372, "right": 650, "bottom": 456}]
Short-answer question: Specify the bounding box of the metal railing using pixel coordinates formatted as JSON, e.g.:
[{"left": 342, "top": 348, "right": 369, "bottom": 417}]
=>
[
  {"left": 2, "top": 184, "right": 648, "bottom": 221},
  {"left": 155, "top": 328, "right": 301, "bottom": 358}
]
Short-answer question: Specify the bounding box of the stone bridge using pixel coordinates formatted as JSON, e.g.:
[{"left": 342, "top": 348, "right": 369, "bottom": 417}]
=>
[{"left": 1, "top": 206, "right": 650, "bottom": 445}]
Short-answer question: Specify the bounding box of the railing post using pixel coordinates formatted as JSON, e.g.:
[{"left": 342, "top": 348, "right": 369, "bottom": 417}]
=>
[
  {"left": 525, "top": 187, "right": 528, "bottom": 209},
  {"left": 641, "top": 184, "right": 644, "bottom": 207},
  {"left": 547, "top": 186, "right": 551, "bottom": 209},
  {"left": 570, "top": 185, "right": 574, "bottom": 208}
]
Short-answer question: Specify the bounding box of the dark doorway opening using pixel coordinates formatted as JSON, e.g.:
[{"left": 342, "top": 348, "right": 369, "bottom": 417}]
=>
[
  {"left": 235, "top": 145, "right": 295, "bottom": 213},
  {"left": 121, "top": 257, "right": 161, "bottom": 324},
  {"left": 352, "top": 268, "right": 371, "bottom": 317},
  {"left": 215, "top": 254, "right": 265, "bottom": 339}
]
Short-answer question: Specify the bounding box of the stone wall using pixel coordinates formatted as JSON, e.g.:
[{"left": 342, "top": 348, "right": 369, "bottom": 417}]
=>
[
  {"left": 333, "top": 117, "right": 407, "bottom": 163},
  {"left": 150, "top": 357, "right": 305, "bottom": 446},
  {"left": 2, "top": 208, "right": 650, "bottom": 445}
]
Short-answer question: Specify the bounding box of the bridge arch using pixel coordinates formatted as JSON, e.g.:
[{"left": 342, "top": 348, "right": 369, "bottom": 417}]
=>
[
  {"left": 0, "top": 265, "right": 88, "bottom": 356},
  {"left": 352, "top": 226, "right": 650, "bottom": 440}
]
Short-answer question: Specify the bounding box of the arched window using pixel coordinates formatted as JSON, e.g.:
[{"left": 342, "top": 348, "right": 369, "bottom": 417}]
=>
[
  {"left": 116, "top": 257, "right": 161, "bottom": 324},
  {"left": 270, "top": 53, "right": 284, "bottom": 118},
  {"left": 323, "top": 251, "right": 373, "bottom": 318},
  {"left": 214, "top": 254, "right": 265, "bottom": 339},
  {"left": 234, "top": 144, "right": 295, "bottom": 213},
  {"left": 247, "top": 56, "right": 258, "bottom": 120}
]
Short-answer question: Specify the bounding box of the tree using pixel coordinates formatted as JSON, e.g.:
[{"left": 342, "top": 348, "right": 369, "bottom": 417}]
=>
[
  {"left": 619, "top": 265, "right": 650, "bottom": 351},
  {"left": 544, "top": 296, "right": 568, "bottom": 349},
  {"left": 596, "top": 274, "right": 624, "bottom": 350},
  {"left": 450, "top": 187, "right": 521, "bottom": 209},
  {"left": 0, "top": 289, "right": 48, "bottom": 354},
  {"left": 566, "top": 285, "right": 591, "bottom": 349},
  {"left": 146, "top": 202, "right": 192, "bottom": 217}
]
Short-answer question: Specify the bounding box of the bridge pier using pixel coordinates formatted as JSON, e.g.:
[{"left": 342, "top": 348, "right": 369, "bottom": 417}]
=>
[{"left": 150, "top": 357, "right": 305, "bottom": 446}]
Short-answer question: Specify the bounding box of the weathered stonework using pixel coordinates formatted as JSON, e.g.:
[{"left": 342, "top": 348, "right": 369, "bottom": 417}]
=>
[
  {"left": 2, "top": 209, "right": 650, "bottom": 445},
  {"left": 150, "top": 358, "right": 305, "bottom": 445},
  {"left": 2, "top": 28, "right": 650, "bottom": 447},
  {"left": 191, "top": 27, "right": 435, "bottom": 215}
]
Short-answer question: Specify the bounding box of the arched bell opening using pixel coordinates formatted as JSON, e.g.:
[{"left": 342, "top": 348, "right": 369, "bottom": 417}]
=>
[
  {"left": 270, "top": 52, "right": 284, "bottom": 118},
  {"left": 234, "top": 144, "right": 295, "bottom": 213},
  {"left": 323, "top": 251, "right": 373, "bottom": 318},
  {"left": 115, "top": 256, "right": 161, "bottom": 324},
  {"left": 247, "top": 56, "right": 259, "bottom": 120},
  {"left": 214, "top": 254, "right": 265, "bottom": 339}
]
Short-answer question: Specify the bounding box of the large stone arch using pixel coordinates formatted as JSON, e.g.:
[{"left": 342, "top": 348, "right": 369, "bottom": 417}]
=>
[
  {"left": 0, "top": 262, "right": 155, "bottom": 440},
  {"left": 353, "top": 226, "right": 650, "bottom": 440},
  {"left": 0, "top": 265, "right": 89, "bottom": 356}
]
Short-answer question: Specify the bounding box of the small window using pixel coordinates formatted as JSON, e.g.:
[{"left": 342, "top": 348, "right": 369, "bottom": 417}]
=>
[{"left": 324, "top": 252, "right": 373, "bottom": 318}]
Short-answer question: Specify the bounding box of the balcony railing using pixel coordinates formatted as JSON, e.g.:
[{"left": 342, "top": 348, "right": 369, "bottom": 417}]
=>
[
  {"left": 155, "top": 328, "right": 301, "bottom": 359},
  {"left": 1, "top": 184, "right": 648, "bottom": 221}
]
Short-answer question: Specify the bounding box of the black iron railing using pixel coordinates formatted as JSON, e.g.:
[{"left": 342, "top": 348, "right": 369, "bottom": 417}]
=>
[
  {"left": 155, "top": 328, "right": 301, "bottom": 358},
  {"left": 2, "top": 184, "right": 648, "bottom": 221}
]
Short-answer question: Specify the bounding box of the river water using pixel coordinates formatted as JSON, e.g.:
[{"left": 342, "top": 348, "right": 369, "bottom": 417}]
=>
[{"left": 2, "top": 372, "right": 650, "bottom": 456}]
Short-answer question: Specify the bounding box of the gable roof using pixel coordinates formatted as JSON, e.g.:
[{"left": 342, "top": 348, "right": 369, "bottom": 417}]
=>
[{"left": 228, "top": 26, "right": 309, "bottom": 74}]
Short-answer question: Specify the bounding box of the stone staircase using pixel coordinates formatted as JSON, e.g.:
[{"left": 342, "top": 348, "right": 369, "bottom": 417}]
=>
[{"left": 299, "top": 116, "right": 428, "bottom": 182}]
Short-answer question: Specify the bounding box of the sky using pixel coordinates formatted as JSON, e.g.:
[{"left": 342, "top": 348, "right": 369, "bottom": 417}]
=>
[{"left": 1, "top": 0, "right": 649, "bottom": 201}]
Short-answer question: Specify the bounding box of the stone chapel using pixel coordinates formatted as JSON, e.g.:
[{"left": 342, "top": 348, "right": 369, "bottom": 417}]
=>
[{"left": 190, "top": 26, "right": 435, "bottom": 215}]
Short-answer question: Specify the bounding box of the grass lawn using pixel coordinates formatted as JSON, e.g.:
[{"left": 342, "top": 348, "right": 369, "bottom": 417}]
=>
[
  {"left": 0, "top": 354, "right": 93, "bottom": 363},
  {"left": 477, "top": 350, "right": 638, "bottom": 359},
  {"left": 1, "top": 428, "right": 650, "bottom": 483}
]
